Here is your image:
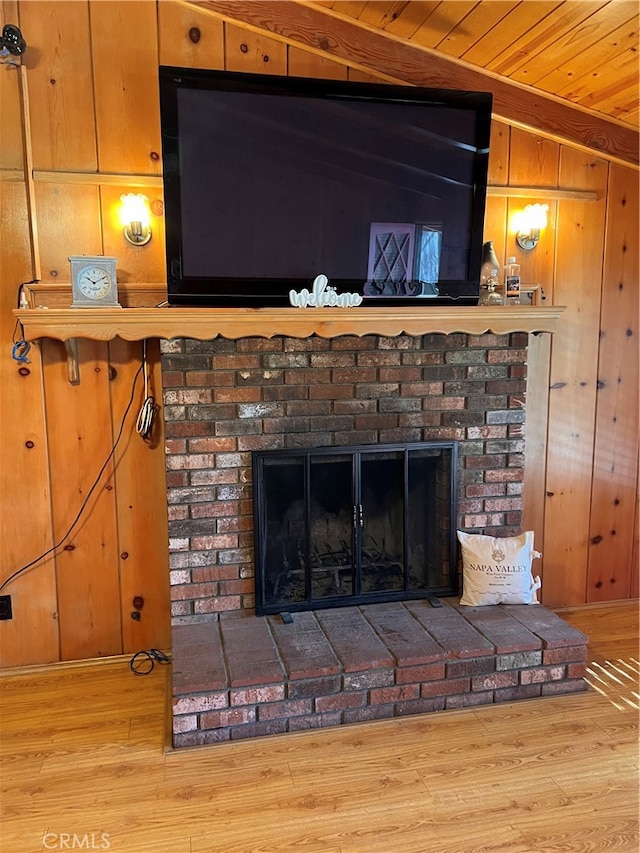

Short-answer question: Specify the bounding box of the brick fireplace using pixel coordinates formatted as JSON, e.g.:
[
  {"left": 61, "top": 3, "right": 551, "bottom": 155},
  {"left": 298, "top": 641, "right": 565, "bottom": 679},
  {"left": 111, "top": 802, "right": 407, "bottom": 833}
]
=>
[
  {"left": 162, "top": 332, "right": 528, "bottom": 617},
  {"left": 161, "top": 331, "right": 587, "bottom": 746}
]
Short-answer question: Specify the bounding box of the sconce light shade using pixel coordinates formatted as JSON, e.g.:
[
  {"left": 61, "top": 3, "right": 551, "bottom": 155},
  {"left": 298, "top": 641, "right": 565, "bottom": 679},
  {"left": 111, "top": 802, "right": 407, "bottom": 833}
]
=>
[
  {"left": 515, "top": 203, "right": 548, "bottom": 251},
  {"left": 120, "top": 193, "right": 152, "bottom": 246}
]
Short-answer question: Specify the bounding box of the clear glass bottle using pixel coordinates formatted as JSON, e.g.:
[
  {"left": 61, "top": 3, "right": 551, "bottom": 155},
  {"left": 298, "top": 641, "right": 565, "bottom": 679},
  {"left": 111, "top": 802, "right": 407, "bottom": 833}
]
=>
[{"left": 505, "top": 256, "right": 521, "bottom": 303}]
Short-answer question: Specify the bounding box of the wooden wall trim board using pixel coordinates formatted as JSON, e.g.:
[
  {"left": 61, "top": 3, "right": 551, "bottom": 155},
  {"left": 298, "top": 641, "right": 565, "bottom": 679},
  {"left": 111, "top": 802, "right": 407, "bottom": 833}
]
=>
[
  {"left": 0, "top": 169, "right": 164, "bottom": 187},
  {"left": 189, "top": 0, "right": 639, "bottom": 167},
  {"left": 487, "top": 186, "right": 598, "bottom": 202},
  {"left": 14, "top": 305, "right": 567, "bottom": 344},
  {"left": 632, "top": 457, "right": 640, "bottom": 599},
  {"left": 0, "top": 3, "right": 22, "bottom": 172},
  {"left": 0, "top": 170, "right": 600, "bottom": 202},
  {"left": 522, "top": 332, "right": 552, "bottom": 583},
  {"left": 17, "top": 65, "right": 41, "bottom": 280},
  {"left": 0, "top": 1, "right": 638, "bottom": 667}
]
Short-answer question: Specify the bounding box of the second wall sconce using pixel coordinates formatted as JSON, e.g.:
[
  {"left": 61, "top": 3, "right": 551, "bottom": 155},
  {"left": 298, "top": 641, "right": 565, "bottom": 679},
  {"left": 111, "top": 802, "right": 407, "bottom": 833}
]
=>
[
  {"left": 514, "top": 203, "right": 549, "bottom": 250},
  {"left": 120, "top": 193, "right": 152, "bottom": 246}
]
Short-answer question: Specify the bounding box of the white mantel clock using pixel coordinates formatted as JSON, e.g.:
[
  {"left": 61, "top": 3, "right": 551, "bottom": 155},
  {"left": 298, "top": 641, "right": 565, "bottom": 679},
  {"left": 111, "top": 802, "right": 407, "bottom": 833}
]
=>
[{"left": 69, "top": 256, "right": 120, "bottom": 308}]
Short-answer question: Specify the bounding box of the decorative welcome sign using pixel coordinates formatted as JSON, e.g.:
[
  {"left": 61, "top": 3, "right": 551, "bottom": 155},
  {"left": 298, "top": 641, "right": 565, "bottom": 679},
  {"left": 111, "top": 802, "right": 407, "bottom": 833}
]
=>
[{"left": 289, "top": 274, "right": 363, "bottom": 308}]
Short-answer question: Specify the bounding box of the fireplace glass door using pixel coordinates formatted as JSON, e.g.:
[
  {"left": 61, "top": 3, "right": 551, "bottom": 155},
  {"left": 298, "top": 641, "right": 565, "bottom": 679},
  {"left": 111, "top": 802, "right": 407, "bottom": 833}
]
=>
[
  {"left": 360, "top": 450, "right": 405, "bottom": 595},
  {"left": 253, "top": 442, "right": 457, "bottom": 615}
]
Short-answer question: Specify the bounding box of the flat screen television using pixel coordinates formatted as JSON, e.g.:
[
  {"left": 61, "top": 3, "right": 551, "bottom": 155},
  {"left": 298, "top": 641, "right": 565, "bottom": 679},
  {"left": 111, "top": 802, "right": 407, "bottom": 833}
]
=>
[{"left": 158, "top": 67, "right": 492, "bottom": 307}]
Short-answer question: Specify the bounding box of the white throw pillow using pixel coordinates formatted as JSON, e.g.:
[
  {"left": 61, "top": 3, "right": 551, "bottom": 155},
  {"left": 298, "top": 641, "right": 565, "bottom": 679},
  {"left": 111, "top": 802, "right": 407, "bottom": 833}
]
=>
[{"left": 457, "top": 530, "right": 542, "bottom": 606}]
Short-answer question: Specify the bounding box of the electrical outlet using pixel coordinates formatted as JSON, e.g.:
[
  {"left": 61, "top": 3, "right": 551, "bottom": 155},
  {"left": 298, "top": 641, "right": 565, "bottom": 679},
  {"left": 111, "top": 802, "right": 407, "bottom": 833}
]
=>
[{"left": 0, "top": 595, "right": 13, "bottom": 620}]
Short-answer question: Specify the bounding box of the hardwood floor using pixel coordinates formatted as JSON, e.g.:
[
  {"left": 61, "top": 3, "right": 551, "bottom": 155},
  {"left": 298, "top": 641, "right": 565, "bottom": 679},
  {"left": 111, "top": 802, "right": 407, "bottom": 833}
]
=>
[{"left": 1, "top": 603, "right": 638, "bottom": 853}]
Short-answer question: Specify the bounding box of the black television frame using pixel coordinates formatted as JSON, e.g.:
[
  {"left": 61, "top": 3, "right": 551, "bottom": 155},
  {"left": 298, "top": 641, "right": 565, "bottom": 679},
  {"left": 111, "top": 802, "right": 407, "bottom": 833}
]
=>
[{"left": 159, "top": 66, "right": 493, "bottom": 308}]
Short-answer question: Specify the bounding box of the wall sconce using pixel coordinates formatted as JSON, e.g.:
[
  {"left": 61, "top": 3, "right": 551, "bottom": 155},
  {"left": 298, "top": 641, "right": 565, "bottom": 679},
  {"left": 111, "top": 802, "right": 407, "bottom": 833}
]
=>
[
  {"left": 120, "top": 193, "right": 151, "bottom": 246},
  {"left": 514, "top": 203, "right": 549, "bottom": 250}
]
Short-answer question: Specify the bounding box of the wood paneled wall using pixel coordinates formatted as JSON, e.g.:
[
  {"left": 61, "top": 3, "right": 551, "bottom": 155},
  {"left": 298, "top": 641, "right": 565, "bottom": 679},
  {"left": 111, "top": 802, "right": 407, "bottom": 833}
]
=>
[{"left": 0, "top": 1, "right": 637, "bottom": 667}]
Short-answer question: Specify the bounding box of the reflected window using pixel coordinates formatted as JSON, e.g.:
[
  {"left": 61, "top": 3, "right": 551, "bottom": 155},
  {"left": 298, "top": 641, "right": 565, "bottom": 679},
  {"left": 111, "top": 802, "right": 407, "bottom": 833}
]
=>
[{"left": 367, "top": 222, "right": 442, "bottom": 296}]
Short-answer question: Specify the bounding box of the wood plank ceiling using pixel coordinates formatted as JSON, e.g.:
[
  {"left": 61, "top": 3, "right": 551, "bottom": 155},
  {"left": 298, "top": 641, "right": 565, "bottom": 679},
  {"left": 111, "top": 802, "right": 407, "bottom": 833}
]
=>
[{"left": 309, "top": 1, "right": 639, "bottom": 128}]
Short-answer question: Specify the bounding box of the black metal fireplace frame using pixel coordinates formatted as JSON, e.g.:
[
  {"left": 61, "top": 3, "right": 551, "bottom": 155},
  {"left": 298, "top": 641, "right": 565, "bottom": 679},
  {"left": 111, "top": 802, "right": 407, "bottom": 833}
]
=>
[{"left": 252, "top": 441, "right": 458, "bottom": 615}]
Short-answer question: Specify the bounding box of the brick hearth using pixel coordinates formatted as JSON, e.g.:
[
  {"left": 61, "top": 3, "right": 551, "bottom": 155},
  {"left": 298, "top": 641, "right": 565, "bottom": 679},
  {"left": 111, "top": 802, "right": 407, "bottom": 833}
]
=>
[{"left": 171, "top": 600, "right": 588, "bottom": 747}]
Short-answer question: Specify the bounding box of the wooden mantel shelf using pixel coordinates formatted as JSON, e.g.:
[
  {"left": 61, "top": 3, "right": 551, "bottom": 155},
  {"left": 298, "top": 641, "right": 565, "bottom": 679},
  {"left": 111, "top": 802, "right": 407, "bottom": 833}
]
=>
[{"left": 14, "top": 305, "right": 565, "bottom": 342}]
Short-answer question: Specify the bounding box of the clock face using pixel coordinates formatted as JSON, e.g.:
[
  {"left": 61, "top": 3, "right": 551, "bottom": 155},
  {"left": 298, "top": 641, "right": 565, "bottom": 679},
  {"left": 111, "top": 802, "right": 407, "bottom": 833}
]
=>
[
  {"left": 77, "top": 266, "right": 113, "bottom": 299},
  {"left": 69, "top": 255, "right": 119, "bottom": 308}
]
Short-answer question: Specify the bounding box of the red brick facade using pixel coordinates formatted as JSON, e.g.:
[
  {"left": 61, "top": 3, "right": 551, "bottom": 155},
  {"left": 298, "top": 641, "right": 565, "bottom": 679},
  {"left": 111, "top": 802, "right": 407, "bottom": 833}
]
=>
[{"left": 161, "top": 332, "right": 528, "bottom": 623}]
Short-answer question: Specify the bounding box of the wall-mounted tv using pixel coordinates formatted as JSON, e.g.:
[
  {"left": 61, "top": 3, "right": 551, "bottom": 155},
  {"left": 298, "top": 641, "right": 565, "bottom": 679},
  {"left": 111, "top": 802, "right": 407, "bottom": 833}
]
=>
[{"left": 159, "top": 67, "right": 492, "bottom": 308}]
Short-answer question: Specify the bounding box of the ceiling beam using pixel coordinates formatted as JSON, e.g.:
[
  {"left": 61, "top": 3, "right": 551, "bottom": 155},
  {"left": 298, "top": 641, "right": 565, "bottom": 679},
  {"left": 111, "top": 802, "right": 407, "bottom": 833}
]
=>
[{"left": 187, "top": 0, "right": 639, "bottom": 168}]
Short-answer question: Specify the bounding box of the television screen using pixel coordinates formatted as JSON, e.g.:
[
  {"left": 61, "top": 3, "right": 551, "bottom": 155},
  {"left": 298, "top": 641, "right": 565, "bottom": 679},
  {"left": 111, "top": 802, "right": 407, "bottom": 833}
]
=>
[{"left": 159, "top": 67, "right": 492, "bottom": 307}]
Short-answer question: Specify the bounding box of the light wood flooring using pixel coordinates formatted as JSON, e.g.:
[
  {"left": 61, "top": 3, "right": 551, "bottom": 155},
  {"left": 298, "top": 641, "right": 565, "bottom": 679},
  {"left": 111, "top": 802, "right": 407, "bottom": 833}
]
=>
[{"left": 1, "top": 602, "right": 638, "bottom": 853}]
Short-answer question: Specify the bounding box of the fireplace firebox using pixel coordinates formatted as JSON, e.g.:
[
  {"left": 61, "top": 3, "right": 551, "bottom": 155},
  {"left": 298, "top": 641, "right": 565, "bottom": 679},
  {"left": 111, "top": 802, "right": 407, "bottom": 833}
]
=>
[{"left": 253, "top": 442, "right": 458, "bottom": 614}]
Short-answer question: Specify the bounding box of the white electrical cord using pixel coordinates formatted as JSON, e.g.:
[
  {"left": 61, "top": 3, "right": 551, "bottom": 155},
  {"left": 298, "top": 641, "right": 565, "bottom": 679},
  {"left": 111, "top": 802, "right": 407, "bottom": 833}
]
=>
[{"left": 136, "top": 339, "right": 156, "bottom": 440}]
